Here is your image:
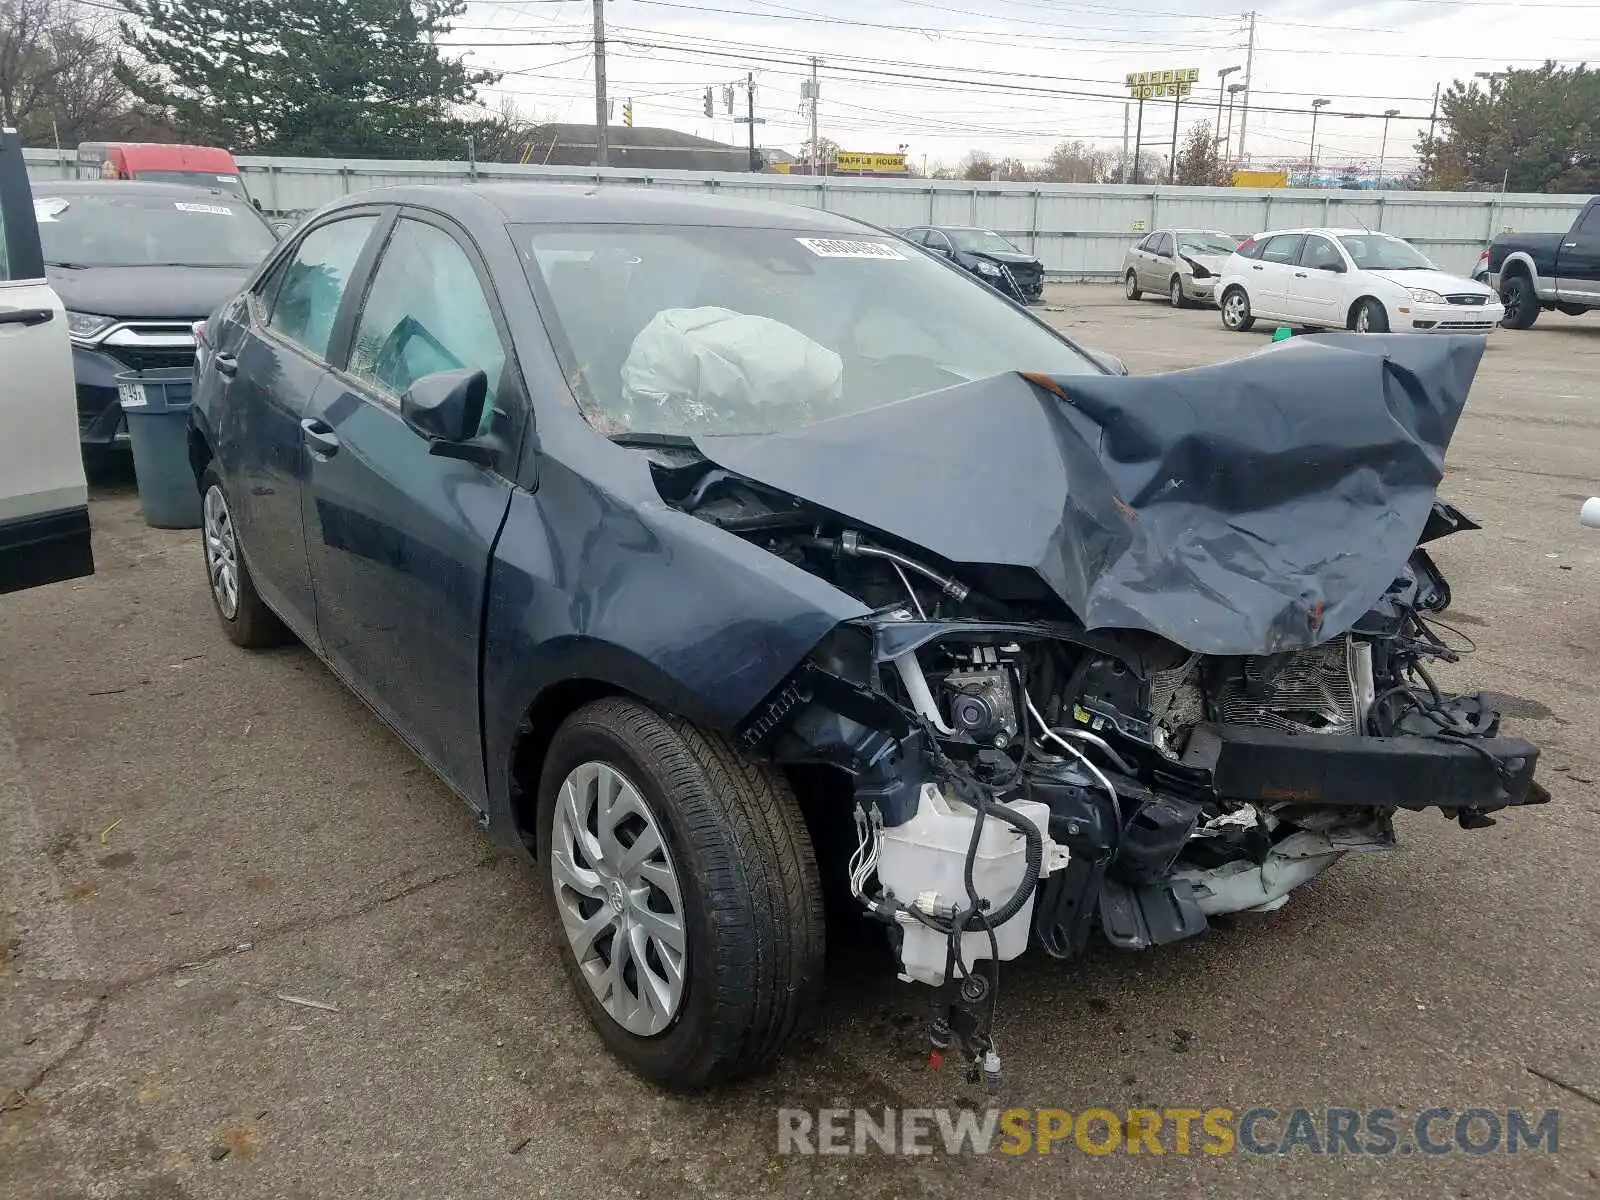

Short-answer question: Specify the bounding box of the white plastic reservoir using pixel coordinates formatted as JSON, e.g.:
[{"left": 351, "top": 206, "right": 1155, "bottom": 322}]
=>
[
  {"left": 1581, "top": 497, "right": 1600, "bottom": 530},
  {"left": 877, "top": 783, "right": 1054, "bottom": 986}
]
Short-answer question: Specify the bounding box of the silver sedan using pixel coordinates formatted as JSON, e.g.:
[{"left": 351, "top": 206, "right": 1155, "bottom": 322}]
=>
[{"left": 1122, "top": 228, "right": 1240, "bottom": 307}]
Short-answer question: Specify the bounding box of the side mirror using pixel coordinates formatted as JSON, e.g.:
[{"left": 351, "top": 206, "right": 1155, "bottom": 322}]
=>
[
  {"left": 1317, "top": 261, "right": 1345, "bottom": 273},
  {"left": 1086, "top": 348, "right": 1130, "bottom": 376},
  {"left": 400, "top": 368, "right": 490, "bottom": 460}
]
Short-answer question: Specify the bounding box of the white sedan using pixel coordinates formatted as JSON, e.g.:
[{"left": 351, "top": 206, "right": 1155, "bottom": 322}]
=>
[{"left": 1217, "top": 228, "right": 1504, "bottom": 335}]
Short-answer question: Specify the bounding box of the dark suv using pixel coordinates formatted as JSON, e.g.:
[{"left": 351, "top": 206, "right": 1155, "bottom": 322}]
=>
[{"left": 33, "top": 181, "right": 278, "bottom": 455}]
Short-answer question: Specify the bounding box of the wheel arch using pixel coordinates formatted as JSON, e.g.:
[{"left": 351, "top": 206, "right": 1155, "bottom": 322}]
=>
[
  {"left": 187, "top": 409, "right": 215, "bottom": 488},
  {"left": 1347, "top": 295, "right": 1387, "bottom": 328}
]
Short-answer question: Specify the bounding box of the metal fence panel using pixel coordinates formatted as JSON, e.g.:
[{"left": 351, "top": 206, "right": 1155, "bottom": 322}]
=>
[{"left": 23, "top": 148, "right": 1590, "bottom": 279}]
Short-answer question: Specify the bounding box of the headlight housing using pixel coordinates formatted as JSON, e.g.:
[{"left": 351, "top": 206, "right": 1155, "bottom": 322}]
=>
[
  {"left": 974, "top": 260, "right": 1001, "bottom": 277},
  {"left": 1408, "top": 288, "right": 1446, "bottom": 304},
  {"left": 65, "top": 311, "right": 115, "bottom": 342}
]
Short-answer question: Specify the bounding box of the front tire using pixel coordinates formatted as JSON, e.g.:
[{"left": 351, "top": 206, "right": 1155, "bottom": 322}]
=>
[
  {"left": 537, "top": 697, "right": 824, "bottom": 1090},
  {"left": 1499, "top": 274, "right": 1540, "bottom": 328},
  {"left": 1352, "top": 298, "right": 1390, "bottom": 333},
  {"left": 1124, "top": 271, "right": 1143, "bottom": 301},
  {"left": 1220, "top": 287, "right": 1254, "bottom": 331},
  {"left": 199, "top": 464, "right": 289, "bottom": 649},
  {"left": 1169, "top": 276, "right": 1187, "bottom": 308}
]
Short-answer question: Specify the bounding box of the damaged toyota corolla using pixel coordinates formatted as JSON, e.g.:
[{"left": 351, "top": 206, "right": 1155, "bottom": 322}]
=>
[{"left": 188, "top": 185, "right": 1548, "bottom": 1094}]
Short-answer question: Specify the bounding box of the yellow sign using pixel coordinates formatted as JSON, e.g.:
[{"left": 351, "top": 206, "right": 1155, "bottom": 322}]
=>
[
  {"left": 1132, "top": 220, "right": 1147, "bottom": 231},
  {"left": 834, "top": 151, "right": 907, "bottom": 173},
  {"left": 1125, "top": 68, "right": 1199, "bottom": 100},
  {"left": 772, "top": 162, "right": 792, "bottom": 173},
  {"left": 1232, "top": 169, "right": 1289, "bottom": 189}
]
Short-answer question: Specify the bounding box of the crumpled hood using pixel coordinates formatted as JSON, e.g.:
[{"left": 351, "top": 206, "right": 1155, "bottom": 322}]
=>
[
  {"left": 693, "top": 333, "right": 1484, "bottom": 656},
  {"left": 1178, "top": 251, "right": 1230, "bottom": 276},
  {"left": 967, "top": 249, "right": 1041, "bottom": 268}
]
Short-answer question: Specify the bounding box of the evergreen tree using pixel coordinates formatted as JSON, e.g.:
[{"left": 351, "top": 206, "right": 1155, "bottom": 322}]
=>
[{"left": 115, "top": 0, "right": 499, "bottom": 157}]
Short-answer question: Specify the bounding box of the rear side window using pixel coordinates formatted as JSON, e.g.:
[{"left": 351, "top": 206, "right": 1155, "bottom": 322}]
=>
[
  {"left": 1260, "top": 234, "right": 1306, "bottom": 265},
  {"left": 1234, "top": 237, "right": 1262, "bottom": 259},
  {"left": 267, "top": 216, "right": 378, "bottom": 360},
  {"left": 347, "top": 218, "right": 506, "bottom": 430},
  {"left": 1577, "top": 204, "right": 1600, "bottom": 237}
]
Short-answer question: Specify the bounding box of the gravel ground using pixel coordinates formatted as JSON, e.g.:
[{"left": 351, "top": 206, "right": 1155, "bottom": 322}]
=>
[{"left": 3, "top": 284, "right": 1598, "bottom": 1199}]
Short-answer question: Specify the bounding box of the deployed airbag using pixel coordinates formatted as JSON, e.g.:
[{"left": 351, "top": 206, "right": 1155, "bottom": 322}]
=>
[
  {"left": 621, "top": 306, "right": 843, "bottom": 432},
  {"left": 693, "top": 333, "right": 1484, "bottom": 655}
]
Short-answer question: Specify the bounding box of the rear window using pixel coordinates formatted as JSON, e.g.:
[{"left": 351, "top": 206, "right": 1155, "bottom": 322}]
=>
[
  {"left": 35, "top": 192, "right": 277, "bottom": 268},
  {"left": 131, "top": 170, "right": 248, "bottom": 199}
]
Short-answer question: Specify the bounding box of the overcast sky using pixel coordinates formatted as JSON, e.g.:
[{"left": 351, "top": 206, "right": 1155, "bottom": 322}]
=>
[{"left": 449, "top": 0, "right": 1598, "bottom": 170}]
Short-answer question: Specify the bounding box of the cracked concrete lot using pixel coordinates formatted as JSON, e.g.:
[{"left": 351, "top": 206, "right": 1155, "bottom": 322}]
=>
[{"left": 3, "top": 285, "right": 1600, "bottom": 1199}]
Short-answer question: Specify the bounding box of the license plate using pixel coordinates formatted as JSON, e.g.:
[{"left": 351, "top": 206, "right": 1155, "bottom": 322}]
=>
[{"left": 118, "top": 382, "right": 147, "bottom": 409}]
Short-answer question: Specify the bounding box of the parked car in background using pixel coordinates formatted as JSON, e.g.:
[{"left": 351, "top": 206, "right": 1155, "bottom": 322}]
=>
[
  {"left": 76, "top": 142, "right": 252, "bottom": 203},
  {"left": 899, "top": 224, "right": 1045, "bottom": 302},
  {"left": 1487, "top": 196, "right": 1600, "bottom": 329},
  {"left": 0, "top": 129, "right": 93, "bottom": 595},
  {"left": 1217, "top": 227, "right": 1503, "bottom": 334},
  {"left": 35, "top": 181, "right": 279, "bottom": 455},
  {"left": 1121, "top": 228, "right": 1238, "bottom": 307},
  {"left": 190, "top": 184, "right": 1546, "bottom": 1091}
]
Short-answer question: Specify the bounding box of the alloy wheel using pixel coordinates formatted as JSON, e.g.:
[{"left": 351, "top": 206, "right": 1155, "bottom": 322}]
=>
[
  {"left": 1355, "top": 305, "right": 1371, "bottom": 332},
  {"left": 551, "top": 761, "right": 687, "bottom": 1037},
  {"left": 203, "top": 485, "right": 240, "bottom": 619},
  {"left": 1223, "top": 292, "right": 1246, "bottom": 328},
  {"left": 1171, "top": 278, "right": 1183, "bottom": 307}
]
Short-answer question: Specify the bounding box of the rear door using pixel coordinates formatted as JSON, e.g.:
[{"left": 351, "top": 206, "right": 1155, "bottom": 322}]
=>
[
  {"left": 0, "top": 129, "right": 93, "bottom": 595},
  {"left": 1249, "top": 233, "right": 1306, "bottom": 318},
  {"left": 1555, "top": 202, "right": 1600, "bottom": 306},
  {"left": 207, "top": 210, "right": 384, "bottom": 641},
  {"left": 300, "top": 210, "right": 523, "bottom": 809},
  {"left": 1286, "top": 233, "right": 1349, "bottom": 326}
]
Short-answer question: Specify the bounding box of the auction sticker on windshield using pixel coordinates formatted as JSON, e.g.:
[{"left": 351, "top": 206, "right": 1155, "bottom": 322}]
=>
[
  {"left": 796, "top": 237, "right": 906, "bottom": 260},
  {"left": 174, "top": 202, "right": 234, "bottom": 216}
]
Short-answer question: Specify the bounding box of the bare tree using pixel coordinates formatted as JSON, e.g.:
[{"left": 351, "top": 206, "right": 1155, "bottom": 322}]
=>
[
  {"left": 0, "top": 0, "right": 144, "bottom": 144},
  {"left": 1031, "top": 139, "right": 1112, "bottom": 184}
]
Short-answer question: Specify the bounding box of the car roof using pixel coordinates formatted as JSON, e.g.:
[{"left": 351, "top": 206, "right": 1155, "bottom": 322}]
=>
[
  {"left": 32, "top": 180, "right": 241, "bottom": 200},
  {"left": 1250, "top": 227, "right": 1396, "bottom": 237},
  {"left": 333, "top": 183, "right": 880, "bottom": 232}
]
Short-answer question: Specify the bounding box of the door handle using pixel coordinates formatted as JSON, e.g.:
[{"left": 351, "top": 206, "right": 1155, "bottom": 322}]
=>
[
  {"left": 213, "top": 353, "right": 238, "bottom": 377},
  {"left": 1251, "top": 265, "right": 1263, "bottom": 271},
  {"left": 1563, "top": 242, "right": 1577, "bottom": 248},
  {"left": 300, "top": 418, "right": 340, "bottom": 456},
  {"left": 1294, "top": 271, "right": 1308, "bottom": 278},
  {"left": 0, "top": 307, "right": 53, "bottom": 327}
]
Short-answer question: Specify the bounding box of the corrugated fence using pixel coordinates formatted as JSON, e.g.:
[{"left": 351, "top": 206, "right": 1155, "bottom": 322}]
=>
[{"left": 25, "top": 148, "right": 1589, "bottom": 279}]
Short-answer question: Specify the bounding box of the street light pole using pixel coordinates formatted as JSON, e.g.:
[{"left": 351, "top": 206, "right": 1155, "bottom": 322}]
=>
[
  {"left": 1215, "top": 65, "right": 1240, "bottom": 161},
  {"left": 1376, "top": 107, "right": 1400, "bottom": 187},
  {"left": 1225, "top": 83, "right": 1244, "bottom": 164},
  {"left": 1309, "top": 97, "right": 1330, "bottom": 178}
]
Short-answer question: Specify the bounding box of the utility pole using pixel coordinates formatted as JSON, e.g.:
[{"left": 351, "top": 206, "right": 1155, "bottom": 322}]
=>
[
  {"left": 1426, "top": 81, "right": 1441, "bottom": 145},
  {"left": 1237, "top": 9, "right": 1257, "bottom": 162},
  {"left": 1167, "top": 94, "right": 1181, "bottom": 185},
  {"left": 746, "top": 71, "right": 757, "bottom": 170},
  {"left": 809, "top": 57, "right": 820, "bottom": 172},
  {"left": 1121, "top": 102, "right": 1129, "bottom": 183},
  {"left": 592, "top": 0, "right": 608, "bottom": 167},
  {"left": 1132, "top": 96, "right": 1145, "bottom": 185}
]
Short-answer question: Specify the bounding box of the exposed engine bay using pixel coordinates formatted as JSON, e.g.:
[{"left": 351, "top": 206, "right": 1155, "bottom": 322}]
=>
[{"left": 643, "top": 335, "right": 1550, "bottom": 1086}]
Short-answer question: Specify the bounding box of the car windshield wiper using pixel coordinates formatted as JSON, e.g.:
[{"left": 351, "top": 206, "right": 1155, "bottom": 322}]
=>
[
  {"left": 47, "top": 261, "right": 93, "bottom": 270},
  {"left": 609, "top": 431, "right": 700, "bottom": 450}
]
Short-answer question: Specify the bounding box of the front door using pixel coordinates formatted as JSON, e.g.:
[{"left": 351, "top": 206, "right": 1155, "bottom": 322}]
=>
[
  {"left": 1250, "top": 233, "right": 1307, "bottom": 319},
  {"left": 210, "top": 213, "right": 382, "bottom": 641},
  {"left": 1555, "top": 203, "right": 1600, "bottom": 306},
  {"left": 1286, "top": 233, "right": 1349, "bottom": 325},
  {"left": 0, "top": 129, "right": 92, "bottom": 594},
  {"left": 300, "top": 212, "right": 521, "bottom": 807}
]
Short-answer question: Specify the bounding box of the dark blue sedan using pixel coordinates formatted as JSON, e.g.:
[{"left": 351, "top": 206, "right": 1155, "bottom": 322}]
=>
[{"left": 188, "top": 184, "right": 1546, "bottom": 1091}]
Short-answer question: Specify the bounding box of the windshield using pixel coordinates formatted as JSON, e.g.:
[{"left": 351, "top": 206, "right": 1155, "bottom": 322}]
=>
[
  {"left": 1337, "top": 233, "right": 1434, "bottom": 271},
  {"left": 517, "top": 224, "right": 1096, "bottom": 438},
  {"left": 36, "top": 193, "right": 276, "bottom": 268},
  {"left": 949, "top": 229, "right": 1021, "bottom": 255},
  {"left": 132, "top": 170, "right": 249, "bottom": 199},
  {"left": 1176, "top": 232, "right": 1238, "bottom": 256}
]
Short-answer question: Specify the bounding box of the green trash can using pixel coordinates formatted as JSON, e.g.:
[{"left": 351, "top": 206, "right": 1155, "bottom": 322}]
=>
[{"left": 116, "top": 367, "right": 202, "bottom": 529}]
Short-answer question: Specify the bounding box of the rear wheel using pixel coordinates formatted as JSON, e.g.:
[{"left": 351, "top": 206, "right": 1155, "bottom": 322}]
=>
[
  {"left": 199, "top": 464, "right": 289, "bottom": 648},
  {"left": 537, "top": 697, "right": 824, "bottom": 1090},
  {"left": 1169, "top": 276, "right": 1186, "bottom": 308},
  {"left": 1124, "top": 271, "right": 1143, "bottom": 301},
  {"left": 1499, "top": 274, "right": 1540, "bottom": 329},
  {"left": 1352, "top": 298, "right": 1390, "bottom": 333},
  {"left": 1220, "top": 287, "right": 1254, "bottom": 331}
]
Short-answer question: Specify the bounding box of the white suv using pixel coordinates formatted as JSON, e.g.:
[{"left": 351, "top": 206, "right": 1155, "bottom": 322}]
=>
[
  {"left": 0, "top": 128, "right": 93, "bottom": 594},
  {"left": 1217, "top": 227, "right": 1504, "bottom": 335}
]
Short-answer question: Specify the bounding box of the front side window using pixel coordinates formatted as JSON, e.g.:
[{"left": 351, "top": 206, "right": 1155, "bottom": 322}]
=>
[
  {"left": 1153, "top": 233, "right": 1175, "bottom": 258},
  {"left": 1299, "top": 235, "right": 1344, "bottom": 270},
  {"left": 1337, "top": 233, "right": 1433, "bottom": 271},
  {"left": 517, "top": 223, "right": 1099, "bottom": 438},
  {"left": 267, "top": 215, "right": 378, "bottom": 360},
  {"left": 348, "top": 218, "right": 505, "bottom": 431},
  {"left": 33, "top": 191, "right": 276, "bottom": 268}
]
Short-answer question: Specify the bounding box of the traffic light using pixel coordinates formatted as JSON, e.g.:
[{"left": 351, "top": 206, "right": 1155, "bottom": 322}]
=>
[
  {"left": 623, "top": 99, "right": 634, "bottom": 127},
  {"left": 703, "top": 87, "right": 713, "bottom": 118}
]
